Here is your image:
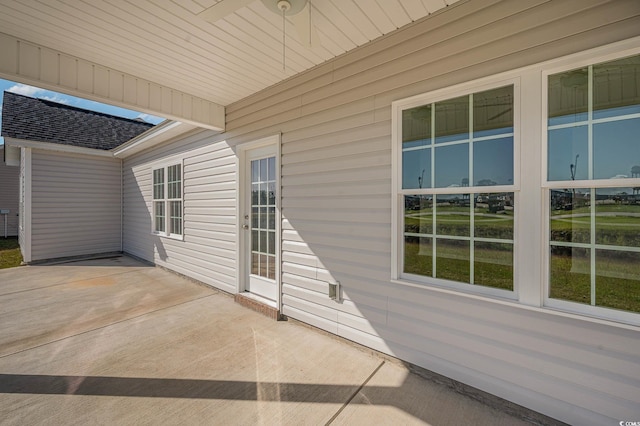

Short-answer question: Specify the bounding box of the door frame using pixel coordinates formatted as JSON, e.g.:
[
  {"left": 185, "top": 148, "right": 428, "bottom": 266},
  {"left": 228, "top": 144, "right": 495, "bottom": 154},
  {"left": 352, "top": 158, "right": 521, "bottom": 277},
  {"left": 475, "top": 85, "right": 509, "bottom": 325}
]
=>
[{"left": 236, "top": 134, "right": 282, "bottom": 310}]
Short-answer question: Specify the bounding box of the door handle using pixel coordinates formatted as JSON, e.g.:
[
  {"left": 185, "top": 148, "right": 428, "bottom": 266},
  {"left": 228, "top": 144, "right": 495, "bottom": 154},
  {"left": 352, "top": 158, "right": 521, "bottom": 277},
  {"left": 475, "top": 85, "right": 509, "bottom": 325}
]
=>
[{"left": 242, "top": 224, "right": 249, "bottom": 230}]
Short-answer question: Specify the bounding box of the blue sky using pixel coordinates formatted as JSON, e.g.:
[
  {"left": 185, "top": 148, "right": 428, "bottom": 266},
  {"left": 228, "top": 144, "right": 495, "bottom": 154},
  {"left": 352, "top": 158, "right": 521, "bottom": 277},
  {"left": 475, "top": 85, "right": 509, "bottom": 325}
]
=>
[{"left": 0, "top": 79, "right": 165, "bottom": 145}]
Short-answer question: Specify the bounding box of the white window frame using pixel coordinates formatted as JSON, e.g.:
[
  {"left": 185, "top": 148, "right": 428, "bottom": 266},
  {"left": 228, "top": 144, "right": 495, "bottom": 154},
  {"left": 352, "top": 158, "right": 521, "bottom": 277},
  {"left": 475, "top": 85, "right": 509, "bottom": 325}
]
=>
[
  {"left": 392, "top": 76, "right": 521, "bottom": 300},
  {"left": 391, "top": 36, "right": 640, "bottom": 327},
  {"left": 151, "top": 159, "right": 184, "bottom": 241},
  {"left": 541, "top": 45, "right": 640, "bottom": 326}
]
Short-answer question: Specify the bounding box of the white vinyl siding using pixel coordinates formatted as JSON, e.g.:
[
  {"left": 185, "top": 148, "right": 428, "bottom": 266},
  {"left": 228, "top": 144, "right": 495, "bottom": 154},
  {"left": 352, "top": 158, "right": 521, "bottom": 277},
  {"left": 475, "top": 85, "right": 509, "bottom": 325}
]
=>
[
  {"left": 123, "top": 132, "right": 237, "bottom": 293},
  {"left": 29, "top": 150, "right": 121, "bottom": 261},
  {"left": 218, "top": 1, "right": 640, "bottom": 425},
  {"left": 0, "top": 146, "right": 20, "bottom": 237}
]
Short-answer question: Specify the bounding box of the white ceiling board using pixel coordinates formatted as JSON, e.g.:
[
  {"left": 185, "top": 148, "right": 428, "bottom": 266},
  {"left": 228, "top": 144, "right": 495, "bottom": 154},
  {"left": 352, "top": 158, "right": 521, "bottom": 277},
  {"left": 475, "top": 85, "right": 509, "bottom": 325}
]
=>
[{"left": 0, "top": 0, "right": 462, "bottom": 109}]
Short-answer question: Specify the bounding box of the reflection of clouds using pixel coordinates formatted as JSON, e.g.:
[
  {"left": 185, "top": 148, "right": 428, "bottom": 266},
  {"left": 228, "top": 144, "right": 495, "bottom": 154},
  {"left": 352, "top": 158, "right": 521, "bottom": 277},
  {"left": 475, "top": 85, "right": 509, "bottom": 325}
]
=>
[{"left": 609, "top": 174, "right": 628, "bottom": 179}]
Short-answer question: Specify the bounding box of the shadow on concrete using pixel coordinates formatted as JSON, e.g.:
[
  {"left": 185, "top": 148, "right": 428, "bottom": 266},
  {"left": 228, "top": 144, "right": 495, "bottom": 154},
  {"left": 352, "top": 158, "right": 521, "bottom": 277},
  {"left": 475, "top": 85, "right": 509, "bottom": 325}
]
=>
[{"left": 0, "top": 372, "right": 375, "bottom": 402}]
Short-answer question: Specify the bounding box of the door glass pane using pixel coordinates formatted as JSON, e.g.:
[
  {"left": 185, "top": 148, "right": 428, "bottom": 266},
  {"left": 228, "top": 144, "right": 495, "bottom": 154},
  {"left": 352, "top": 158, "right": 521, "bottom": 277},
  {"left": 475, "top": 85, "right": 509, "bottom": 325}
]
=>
[{"left": 267, "top": 255, "right": 276, "bottom": 280}]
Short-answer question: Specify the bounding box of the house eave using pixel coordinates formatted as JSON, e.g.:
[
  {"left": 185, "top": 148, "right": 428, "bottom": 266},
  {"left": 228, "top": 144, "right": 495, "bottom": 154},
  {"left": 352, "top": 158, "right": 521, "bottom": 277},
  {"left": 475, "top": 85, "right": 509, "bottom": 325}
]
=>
[
  {"left": 112, "top": 121, "right": 201, "bottom": 158},
  {"left": 3, "top": 137, "right": 114, "bottom": 158}
]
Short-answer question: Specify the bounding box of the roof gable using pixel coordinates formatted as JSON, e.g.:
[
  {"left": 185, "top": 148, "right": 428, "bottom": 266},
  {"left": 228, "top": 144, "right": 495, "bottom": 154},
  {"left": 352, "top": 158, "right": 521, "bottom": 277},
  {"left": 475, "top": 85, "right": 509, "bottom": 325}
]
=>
[{"left": 1, "top": 92, "right": 154, "bottom": 150}]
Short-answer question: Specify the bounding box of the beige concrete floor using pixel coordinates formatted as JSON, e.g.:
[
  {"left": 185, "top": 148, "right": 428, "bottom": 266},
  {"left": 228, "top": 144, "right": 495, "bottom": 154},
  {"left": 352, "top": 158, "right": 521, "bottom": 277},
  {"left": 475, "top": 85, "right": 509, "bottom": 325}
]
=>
[{"left": 0, "top": 256, "right": 544, "bottom": 425}]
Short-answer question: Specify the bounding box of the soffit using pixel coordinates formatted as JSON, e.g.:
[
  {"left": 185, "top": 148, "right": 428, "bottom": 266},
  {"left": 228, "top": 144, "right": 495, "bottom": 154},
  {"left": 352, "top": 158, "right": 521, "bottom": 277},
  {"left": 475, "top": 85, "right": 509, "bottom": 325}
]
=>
[{"left": 0, "top": 0, "right": 460, "bottom": 107}]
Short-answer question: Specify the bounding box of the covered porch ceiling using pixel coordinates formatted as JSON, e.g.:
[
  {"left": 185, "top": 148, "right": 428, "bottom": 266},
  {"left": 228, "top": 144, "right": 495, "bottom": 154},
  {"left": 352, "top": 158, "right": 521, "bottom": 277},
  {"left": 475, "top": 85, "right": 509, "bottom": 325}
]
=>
[{"left": 0, "top": 0, "right": 460, "bottom": 130}]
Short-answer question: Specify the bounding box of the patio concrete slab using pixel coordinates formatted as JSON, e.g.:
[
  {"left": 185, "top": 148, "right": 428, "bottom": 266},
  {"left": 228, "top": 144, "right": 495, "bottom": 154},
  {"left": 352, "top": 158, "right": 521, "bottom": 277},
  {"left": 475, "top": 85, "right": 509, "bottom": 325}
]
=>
[{"left": 0, "top": 256, "right": 554, "bottom": 425}]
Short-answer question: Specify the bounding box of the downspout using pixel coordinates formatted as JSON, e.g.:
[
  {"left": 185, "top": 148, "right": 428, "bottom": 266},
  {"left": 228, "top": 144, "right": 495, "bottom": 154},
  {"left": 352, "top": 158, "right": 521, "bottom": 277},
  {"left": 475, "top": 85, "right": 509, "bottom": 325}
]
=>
[{"left": 120, "top": 158, "right": 123, "bottom": 253}]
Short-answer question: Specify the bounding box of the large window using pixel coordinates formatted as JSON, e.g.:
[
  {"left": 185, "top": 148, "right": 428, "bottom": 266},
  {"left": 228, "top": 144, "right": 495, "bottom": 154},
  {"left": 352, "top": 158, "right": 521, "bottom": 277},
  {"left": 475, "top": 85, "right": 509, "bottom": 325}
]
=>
[
  {"left": 545, "top": 54, "right": 640, "bottom": 316},
  {"left": 393, "top": 40, "right": 640, "bottom": 325},
  {"left": 396, "top": 83, "right": 517, "bottom": 295},
  {"left": 153, "top": 163, "right": 183, "bottom": 238}
]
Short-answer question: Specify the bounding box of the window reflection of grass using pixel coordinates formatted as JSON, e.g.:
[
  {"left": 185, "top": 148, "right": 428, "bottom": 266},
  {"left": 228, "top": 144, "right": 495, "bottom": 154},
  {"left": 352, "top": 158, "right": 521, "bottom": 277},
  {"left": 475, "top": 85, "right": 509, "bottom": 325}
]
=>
[
  {"left": 596, "top": 250, "right": 640, "bottom": 313},
  {"left": 474, "top": 242, "right": 513, "bottom": 290},
  {"left": 436, "top": 239, "right": 470, "bottom": 283},
  {"left": 550, "top": 247, "right": 591, "bottom": 305}
]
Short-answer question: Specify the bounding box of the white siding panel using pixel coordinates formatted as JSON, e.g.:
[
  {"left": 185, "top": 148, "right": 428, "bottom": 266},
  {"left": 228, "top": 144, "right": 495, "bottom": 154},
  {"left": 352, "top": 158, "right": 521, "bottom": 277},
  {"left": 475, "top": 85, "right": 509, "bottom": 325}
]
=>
[
  {"left": 219, "top": 1, "right": 640, "bottom": 424},
  {"left": 0, "top": 146, "right": 20, "bottom": 237},
  {"left": 29, "top": 150, "right": 121, "bottom": 261},
  {"left": 123, "top": 131, "right": 237, "bottom": 293}
]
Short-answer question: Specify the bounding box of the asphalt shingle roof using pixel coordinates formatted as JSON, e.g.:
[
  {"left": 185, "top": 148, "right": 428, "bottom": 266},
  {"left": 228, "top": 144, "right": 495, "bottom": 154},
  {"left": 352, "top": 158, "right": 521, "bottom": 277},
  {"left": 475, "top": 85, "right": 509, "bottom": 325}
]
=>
[{"left": 1, "top": 92, "right": 155, "bottom": 150}]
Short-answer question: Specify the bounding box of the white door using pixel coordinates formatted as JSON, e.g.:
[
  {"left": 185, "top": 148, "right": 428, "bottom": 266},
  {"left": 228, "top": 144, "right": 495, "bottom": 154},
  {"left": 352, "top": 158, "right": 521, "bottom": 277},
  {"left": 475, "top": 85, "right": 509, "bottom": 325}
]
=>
[{"left": 244, "top": 146, "right": 278, "bottom": 302}]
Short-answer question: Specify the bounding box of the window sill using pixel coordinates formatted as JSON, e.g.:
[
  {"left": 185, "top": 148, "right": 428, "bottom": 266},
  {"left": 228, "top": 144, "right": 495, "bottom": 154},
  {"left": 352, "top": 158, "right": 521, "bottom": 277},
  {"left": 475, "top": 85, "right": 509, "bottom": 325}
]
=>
[{"left": 151, "top": 231, "right": 184, "bottom": 242}]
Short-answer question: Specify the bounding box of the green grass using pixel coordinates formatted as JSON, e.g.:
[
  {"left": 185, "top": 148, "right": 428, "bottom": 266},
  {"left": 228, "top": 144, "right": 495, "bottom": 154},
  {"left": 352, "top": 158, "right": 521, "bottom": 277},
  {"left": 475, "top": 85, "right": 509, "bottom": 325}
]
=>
[{"left": 0, "top": 238, "right": 23, "bottom": 269}]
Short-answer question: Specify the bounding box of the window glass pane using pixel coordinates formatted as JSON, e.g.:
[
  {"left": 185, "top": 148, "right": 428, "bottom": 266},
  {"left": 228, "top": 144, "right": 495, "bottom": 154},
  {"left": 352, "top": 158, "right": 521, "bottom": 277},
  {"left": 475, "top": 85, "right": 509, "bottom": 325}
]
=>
[
  {"left": 404, "top": 195, "right": 433, "bottom": 235},
  {"left": 251, "top": 159, "right": 259, "bottom": 183},
  {"left": 403, "top": 236, "right": 432, "bottom": 277},
  {"left": 260, "top": 158, "right": 268, "bottom": 182},
  {"left": 268, "top": 230, "right": 276, "bottom": 255},
  {"left": 548, "top": 68, "right": 588, "bottom": 126},
  {"left": 153, "top": 169, "right": 164, "bottom": 200},
  {"left": 251, "top": 206, "right": 259, "bottom": 229},
  {"left": 549, "top": 245, "right": 591, "bottom": 305},
  {"left": 167, "top": 164, "right": 181, "bottom": 199},
  {"left": 259, "top": 254, "right": 267, "bottom": 277},
  {"left": 402, "top": 148, "right": 431, "bottom": 189},
  {"left": 474, "top": 193, "right": 514, "bottom": 240},
  {"left": 550, "top": 189, "right": 591, "bottom": 244},
  {"left": 260, "top": 230, "right": 267, "bottom": 253},
  {"left": 435, "top": 96, "right": 469, "bottom": 144},
  {"left": 251, "top": 230, "right": 258, "bottom": 252},
  {"left": 268, "top": 182, "right": 276, "bottom": 205},
  {"left": 268, "top": 156, "right": 276, "bottom": 181},
  {"left": 260, "top": 207, "right": 267, "bottom": 229},
  {"left": 259, "top": 183, "right": 267, "bottom": 205},
  {"left": 435, "top": 194, "right": 470, "bottom": 237},
  {"left": 267, "top": 255, "right": 276, "bottom": 280},
  {"left": 252, "top": 183, "right": 259, "bottom": 205},
  {"left": 154, "top": 201, "right": 165, "bottom": 232},
  {"left": 593, "top": 118, "right": 640, "bottom": 180},
  {"left": 595, "top": 249, "right": 640, "bottom": 313},
  {"left": 473, "top": 137, "right": 513, "bottom": 186},
  {"left": 435, "top": 239, "right": 470, "bottom": 283},
  {"left": 473, "top": 85, "right": 514, "bottom": 138},
  {"left": 268, "top": 206, "right": 276, "bottom": 229},
  {"left": 595, "top": 188, "right": 640, "bottom": 247},
  {"left": 403, "top": 105, "right": 432, "bottom": 148},
  {"left": 251, "top": 252, "right": 259, "bottom": 275},
  {"left": 169, "top": 201, "right": 182, "bottom": 235},
  {"left": 474, "top": 242, "right": 513, "bottom": 290},
  {"left": 434, "top": 143, "right": 469, "bottom": 188},
  {"left": 593, "top": 55, "right": 640, "bottom": 120},
  {"left": 547, "top": 126, "right": 588, "bottom": 181}
]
